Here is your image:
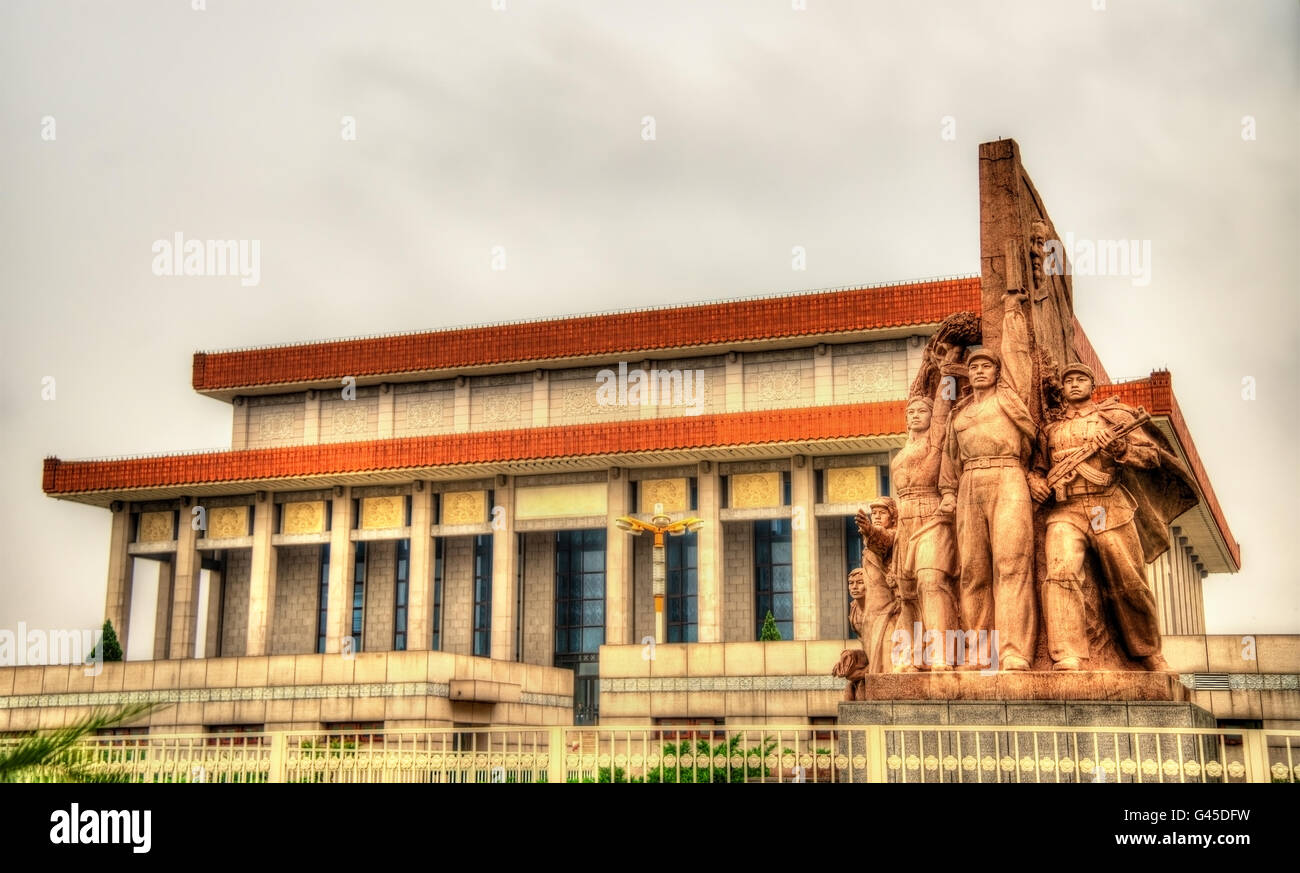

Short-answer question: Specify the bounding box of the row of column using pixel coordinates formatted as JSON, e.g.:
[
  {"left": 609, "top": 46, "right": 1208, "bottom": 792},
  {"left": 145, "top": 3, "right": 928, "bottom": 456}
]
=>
[{"left": 102, "top": 459, "right": 826, "bottom": 662}]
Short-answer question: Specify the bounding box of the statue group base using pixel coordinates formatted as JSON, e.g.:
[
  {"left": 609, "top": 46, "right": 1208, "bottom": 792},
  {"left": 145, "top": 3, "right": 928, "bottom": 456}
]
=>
[{"left": 838, "top": 671, "right": 1213, "bottom": 729}]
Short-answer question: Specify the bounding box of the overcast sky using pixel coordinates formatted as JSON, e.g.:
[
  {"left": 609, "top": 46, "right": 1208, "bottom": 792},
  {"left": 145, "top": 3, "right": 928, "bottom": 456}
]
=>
[{"left": 1, "top": 0, "right": 1296, "bottom": 642}]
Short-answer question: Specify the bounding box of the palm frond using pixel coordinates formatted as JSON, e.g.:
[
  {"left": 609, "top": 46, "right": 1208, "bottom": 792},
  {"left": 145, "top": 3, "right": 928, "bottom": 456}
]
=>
[{"left": 0, "top": 702, "right": 160, "bottom": 783}]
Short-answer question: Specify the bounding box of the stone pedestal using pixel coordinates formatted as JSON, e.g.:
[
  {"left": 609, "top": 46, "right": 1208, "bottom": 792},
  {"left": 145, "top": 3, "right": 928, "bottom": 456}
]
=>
[
  {"left": 835, "top": 672, "right": 1218, "bottom": 782},
  {"left": 838, "top": 671, "right": 1214, "bottom": 728}
]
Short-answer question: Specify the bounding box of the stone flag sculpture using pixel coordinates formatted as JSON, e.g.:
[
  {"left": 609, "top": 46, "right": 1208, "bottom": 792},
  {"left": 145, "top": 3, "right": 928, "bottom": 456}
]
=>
[{"left": 835, "top": 139, "right": 1199, "bottom": 687}]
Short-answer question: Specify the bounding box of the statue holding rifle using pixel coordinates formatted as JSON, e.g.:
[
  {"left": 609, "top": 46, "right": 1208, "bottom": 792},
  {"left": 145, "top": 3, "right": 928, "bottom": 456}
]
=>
[{"left": 1028, "top": 363, "right": 1198, "bottom": 671}]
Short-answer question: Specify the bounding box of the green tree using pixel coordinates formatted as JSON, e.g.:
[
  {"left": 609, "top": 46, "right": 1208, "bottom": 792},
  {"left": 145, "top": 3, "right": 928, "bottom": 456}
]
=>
[
  {"left": 95, "top": 619, "right": 123, "bottom": 662},
  {"left": 759, "top": 610, "right": 781, "bottom": 641}
]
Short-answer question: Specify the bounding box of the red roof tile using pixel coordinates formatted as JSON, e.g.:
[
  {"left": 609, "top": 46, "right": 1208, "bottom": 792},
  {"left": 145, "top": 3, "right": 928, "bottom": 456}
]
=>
[
  {"left": 1096, "top": 373, "right": 1239, "bottom": 569},
  {"left": 191, "top": 278, "right": 981, "bottom": 392},
  {"left": 43, "top": 400, "right": 908, "bottom": 494}
]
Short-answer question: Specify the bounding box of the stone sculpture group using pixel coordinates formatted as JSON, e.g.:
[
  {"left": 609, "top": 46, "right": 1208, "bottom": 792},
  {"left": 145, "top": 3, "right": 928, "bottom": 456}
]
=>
[{"left": 834, "top": 229, "right": 1198, "bottom": 699}]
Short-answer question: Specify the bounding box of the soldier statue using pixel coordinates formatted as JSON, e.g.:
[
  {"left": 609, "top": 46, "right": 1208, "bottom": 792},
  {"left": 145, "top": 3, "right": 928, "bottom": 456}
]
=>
[
  {"left": 938, "top": 290, "right": 1038, "bottom": 670},
  {"left": 1028, "top": 362, "right": 1197, "bottom": 671}
]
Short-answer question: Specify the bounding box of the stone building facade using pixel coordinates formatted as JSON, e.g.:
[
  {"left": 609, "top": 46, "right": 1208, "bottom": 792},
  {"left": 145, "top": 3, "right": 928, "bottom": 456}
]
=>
[{"left": 10, "top": 140, "right": 1292, "bottom": 735}]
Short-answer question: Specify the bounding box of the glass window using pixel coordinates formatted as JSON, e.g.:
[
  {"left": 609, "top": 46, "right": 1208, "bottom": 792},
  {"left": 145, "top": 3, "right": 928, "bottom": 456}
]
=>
[
  {"left": 351, "top": 542, "right": 367, "bottom": 653},
  {"left": 754, "top": 519, "right": 794, "bottom": 639},
  {"left": 394, "top": 539, "right": 410, "bottom": 651},
  {"left": 554, "top": 529, "right": 606, "bottom": 657},
  {"left": 473, "top": 535, "right": 493, "bottom": 657},
  {"left": 432, "top": 539, "right": 444, "bottom": 651},
  {"left": 316, "top": 543, "right": 331, "bottom": 654},
  {"left": 666, "top": 530, "right": 698, "bottom": 642}
]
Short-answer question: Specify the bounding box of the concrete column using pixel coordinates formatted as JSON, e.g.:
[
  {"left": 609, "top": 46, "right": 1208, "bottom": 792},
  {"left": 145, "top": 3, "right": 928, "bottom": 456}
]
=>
[
  {"left": 604, "top": 470, "right": 634, "bottom": 645},
  {"left": 168, "top": 499, "right": 203, "bottom": 659},
  {"left": 491, "top": 477, "right": 520, "bottom": 660},
  {"left": 407, "top": 484, "right": 435, "bottom": 650},
  {"left": 791, "top": 457, "right": 819, "bottom": 640},
  {"left": 1195, "top": 570, "right": 1207, "bottom": 635},
  {"left": 378, "top": 384, "right": 394, "bottom": 438},
  {"left": 201, "top": 562, "right": 223, "bottom": 657},
  {"left": 696, "top": 462, "right": 724, "bottom": 643},
  {"left": 152, "top": 558, "right": 174, "bottom": 661},
  {"left": 231, "top": 397, "right": 249, "bottom": 450},
  {"left": 725, "top": 352, "right": 743, "bottom": 412},
  {"left": 324, "top": 490, "right": 356, "bottom": 654},
  {"left": 103, "top": 502, "right": 135, "bottom": 656},
  {"left": 454, "top": 377, "right": 471, "bottom": 432},
  {"left": 245, "top": 495, "right": 279, "bottom": 656},
  {"left": 813, "top": 343, "right": 833, "bottom": 405},
  {"left": 531, "top": 371, "right": 548, "bottom": 427},
  {"left": 304, "top": 390, "right": 321, "bottom": 444}
]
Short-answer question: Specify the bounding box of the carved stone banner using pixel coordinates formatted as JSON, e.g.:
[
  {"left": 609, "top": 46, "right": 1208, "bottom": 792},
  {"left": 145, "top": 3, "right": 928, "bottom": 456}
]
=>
[{"left": 835, "top": 140, "right": 1202, "bottom": 704}]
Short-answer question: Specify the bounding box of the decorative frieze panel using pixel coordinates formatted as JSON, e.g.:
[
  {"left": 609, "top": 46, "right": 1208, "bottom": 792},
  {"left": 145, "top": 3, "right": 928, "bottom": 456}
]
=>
[
  {"left": 556, "top": 383, "right": 609, "bottom": 418},
  {"left": 260, "top": 411, "right": 296, "bottom": 441},
  {"left": 754, "top": 370, "right": 801, "bottom": 403},
  {"left": 483, "top": 394, "right": 522, "bottom": 425},
  {"left": 362, "top": 496, "right": 405, "bottom": 530},
  {"left": 516, "top": 482, "right": 607, "bottom": 520},
  {"left": 847, "top": 362, "right": 893, "bottom": 396},
  {"left": 282, "top": 501, "right": 326, "bottom": 535},
  {"left": 405, "top": 398, "right": 444, "bottom": 430},
  {"left": 137, "top": 511, "right": 174, "bottom": 543},
  {"left": 729, "top": 472, "right": 782, "bottom": 509},
  {"left": 825, "top": 467, "right": 881, "bottom": 505},
  {"left": 639, "top": 478, "right": 688, "bottom": 514},
  {"left": 833, "top": 341, "right": 909, "bottom": 403},
  {"left": 333, "top": 406, "right": 368, "bottom": 436},
  {"left": 208, "top": 506, "right": 249, "bottom": 539},
  {"left": 441, "top": 491, "right": 487, "bottom": 525},
  {"left": 600, "top": 675, "right": 845, "bottom": 693}
]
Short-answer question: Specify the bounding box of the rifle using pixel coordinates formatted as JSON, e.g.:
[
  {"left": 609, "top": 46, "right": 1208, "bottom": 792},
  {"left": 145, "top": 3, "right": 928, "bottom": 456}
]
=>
[{"left": 1045, "top": 407, "right": 1151, "bottom": 502}]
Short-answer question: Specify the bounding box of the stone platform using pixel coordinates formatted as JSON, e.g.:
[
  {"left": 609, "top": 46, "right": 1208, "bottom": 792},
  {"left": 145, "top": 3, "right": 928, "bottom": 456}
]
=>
[
  {"left": 838, "top": 671, "right": 1214, "bottom": 728},
  {"left": 854, "top": 670, "right": 1191, "bottom": 702}
]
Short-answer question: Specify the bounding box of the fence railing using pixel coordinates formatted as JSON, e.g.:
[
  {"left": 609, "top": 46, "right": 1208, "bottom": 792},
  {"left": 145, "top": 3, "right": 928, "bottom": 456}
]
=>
[{"left": 5, "top": 725, "right": 1298, "bottom": 783}]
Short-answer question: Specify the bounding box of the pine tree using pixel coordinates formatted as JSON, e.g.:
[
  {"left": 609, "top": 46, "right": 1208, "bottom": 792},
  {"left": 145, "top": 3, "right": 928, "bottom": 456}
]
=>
[
  {"left": 96, "top": 619, "right": 123, "bottom": 662},
  {"left": 759, "top": 610, "right": 781, "bottom": 641}
]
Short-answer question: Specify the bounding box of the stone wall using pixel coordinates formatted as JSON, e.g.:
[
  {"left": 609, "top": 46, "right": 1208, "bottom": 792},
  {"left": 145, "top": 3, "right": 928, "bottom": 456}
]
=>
[
  {"left": 817, "top": 516, "right": 849, "bottom": 640},
  {"left": 221, "top": 339, "right": 913, "bottom": 448},
  {"left": 0, "top": 651, "right": 576, "bottom": 732},
  {"left": 220, "top": 549, "right": 252, "bottom": 657},
  {"left": 441, "top": 536, "right": 474, "bottom": 655},
  {"left": 723, "top": 521, "right": 753, "bottom": 642},
  {"left": 521, "top": 532, "right": 555, "bottom": 666},
  {"left": 363, "top": 539, "right": 396, "bottom": 652},
  {"left": 271, "top": 545, "right": 320, "bottom": 656}
]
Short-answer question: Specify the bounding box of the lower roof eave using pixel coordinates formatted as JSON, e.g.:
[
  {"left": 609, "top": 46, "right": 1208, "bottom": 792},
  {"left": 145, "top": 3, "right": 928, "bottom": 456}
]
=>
[{"left": 46, "top": 435, "right": 905, "bottom": 507}]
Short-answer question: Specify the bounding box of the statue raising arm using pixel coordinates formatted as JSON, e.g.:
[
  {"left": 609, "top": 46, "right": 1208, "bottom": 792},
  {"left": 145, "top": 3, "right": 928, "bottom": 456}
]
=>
[
  {"left": 1000, "top": 290, "right": 1034, "bottom": 407},
  {"left": 928, "top": 342, "right": 966, "bottom": 452}
]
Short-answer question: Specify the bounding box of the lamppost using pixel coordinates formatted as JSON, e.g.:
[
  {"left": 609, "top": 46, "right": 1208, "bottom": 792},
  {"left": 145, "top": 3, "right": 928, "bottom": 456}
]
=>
[{"left": 615, "top": 503, "right": 704, "bottom": 644}]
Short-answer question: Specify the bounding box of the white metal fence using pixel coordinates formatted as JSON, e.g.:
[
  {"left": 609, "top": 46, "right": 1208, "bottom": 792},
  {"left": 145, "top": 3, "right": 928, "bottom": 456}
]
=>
[{"left": 4, "top": 725, "right": 1298, "bottom": 783}]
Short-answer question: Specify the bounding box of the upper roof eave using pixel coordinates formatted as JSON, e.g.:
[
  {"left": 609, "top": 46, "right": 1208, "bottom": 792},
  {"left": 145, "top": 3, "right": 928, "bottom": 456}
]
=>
[{"left": 191, "top": 277, "right": 981, "bottom": 399}]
